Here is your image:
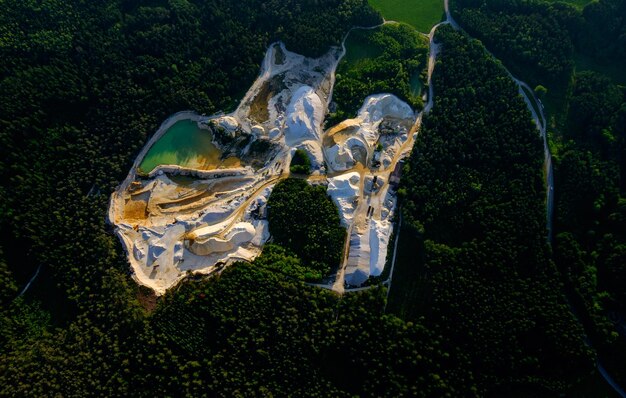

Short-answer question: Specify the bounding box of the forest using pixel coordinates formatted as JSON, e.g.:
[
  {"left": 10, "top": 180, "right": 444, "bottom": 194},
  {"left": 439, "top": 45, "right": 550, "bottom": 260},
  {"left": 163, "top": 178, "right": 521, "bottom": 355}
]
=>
[
  {"left": 328, "top": 23, "right": 428, "bottom": 125},
  {"left": 450, "top": 0, "right": 626, "bottom": 117},
  {"left": 0, "top": 0, "right": 389, "bottom": 395},
  {"left": 450, "top": 0, "right": 578, "bottom": 88},
  {"left": 266, "top": 178, "right": 346, "bottom": 281},
  {"left": 389, "top": 25, "right": 595, "bottom": 394},
  {"left": 1, "top": 0, "right": 624, "bottom": 395},
  {"left": 450, "top": 0, "right": 626, "bottom": 387},
  {"left": 289, "top": 148, "right": 312, "bottom": 175},
  {"left": 451, "top": 0, "right": 626, "bottom": 78},
  {"left": 553, "top": 70, "right": 626, "bottom": 384}
]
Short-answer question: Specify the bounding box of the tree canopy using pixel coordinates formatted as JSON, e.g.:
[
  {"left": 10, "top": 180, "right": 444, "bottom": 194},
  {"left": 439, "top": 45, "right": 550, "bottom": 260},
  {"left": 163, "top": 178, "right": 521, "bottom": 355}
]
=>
[
  {"left": 329, "top": 23, "right": 428, "bottom": 125},
  {"left": 389, "top": 26, "right": 594, "bottom": 394},
  {"left": 267, "top": 178, "right": 346, "bottom": 280}
]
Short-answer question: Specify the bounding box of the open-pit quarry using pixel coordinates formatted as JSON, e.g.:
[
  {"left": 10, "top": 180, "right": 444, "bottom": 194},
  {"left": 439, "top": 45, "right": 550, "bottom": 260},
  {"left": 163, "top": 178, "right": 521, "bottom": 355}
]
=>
[{"left": 109, "top": 36, "right": 427, "bottom": 295}]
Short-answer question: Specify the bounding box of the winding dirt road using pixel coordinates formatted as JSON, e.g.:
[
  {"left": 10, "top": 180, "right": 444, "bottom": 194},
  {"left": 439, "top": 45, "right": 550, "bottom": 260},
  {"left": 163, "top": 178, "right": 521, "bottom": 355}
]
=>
[{"left": 319, "top": 17, "right": 445, "bottom": 294}]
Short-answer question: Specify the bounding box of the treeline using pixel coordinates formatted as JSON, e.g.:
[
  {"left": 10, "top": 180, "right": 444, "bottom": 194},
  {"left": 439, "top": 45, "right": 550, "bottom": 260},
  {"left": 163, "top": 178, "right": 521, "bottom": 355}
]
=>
[
  {"left": 450, "top": 0, "right": 626, "bottom": 102},
  {"left": 0, "top": 0, "right": 389, "bottom": 395},
  {"left": 577, "top": 0, "right": 626, "bottom": 64},
  {"left": 125, "top": 263, "right": 467, "bottom": 396},
  {"left": 328, "top": 23, "right": 428, "bottom": 125},
  {"left": 1, "top": 242, "right": 472, "bottom": 396},
  {"left": 450, "top": 0, "right": 579, "bottom": 88},
  {"left": 553, "top": 70, "right": 626, "bottom": 384},
  {"left": 389, "top": 26, "right": 594, "bottom": 394},
  {"left": 266, "top": 178, "right": 346, "bottom": 280},
  {"left": 289, "top": 148, "right": 312, "bottom": 175},
  {"left": 451, "top": 0, "right": 626, "bottom": 386}
]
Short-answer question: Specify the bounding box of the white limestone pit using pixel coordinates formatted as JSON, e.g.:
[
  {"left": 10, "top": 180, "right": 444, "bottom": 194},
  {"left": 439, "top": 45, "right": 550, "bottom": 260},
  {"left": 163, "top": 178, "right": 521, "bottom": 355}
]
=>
[{"left": 109, "top": 40, "right": 420, "bottom": 294}]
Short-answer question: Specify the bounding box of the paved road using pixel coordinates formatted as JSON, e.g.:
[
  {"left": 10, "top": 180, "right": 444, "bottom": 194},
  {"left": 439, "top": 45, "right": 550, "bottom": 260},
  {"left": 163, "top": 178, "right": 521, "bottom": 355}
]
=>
[
  {"left": 444, "top": 0, "right": 554, "bottom": 240},
  {"left": 18, "top": 264, "right": 42, "bottom": 297},
  {"left": 599, "top": 364, "right": 626, "bottom": 398},
  {"left": 443, "top": 1, "right": 623, "bottom": 394}
]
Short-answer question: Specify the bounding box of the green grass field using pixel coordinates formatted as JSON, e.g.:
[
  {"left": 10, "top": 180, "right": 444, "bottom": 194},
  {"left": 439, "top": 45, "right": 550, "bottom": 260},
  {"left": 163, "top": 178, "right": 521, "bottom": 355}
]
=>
[
  {"left": 410, "top": 72, "right": 423, "bottom": 96},
  {"left": 574, "top": 52, "right": 626, "bottom": 85},
  {"left": 368, "top": 0, "right": 444, "bottom": 33}
]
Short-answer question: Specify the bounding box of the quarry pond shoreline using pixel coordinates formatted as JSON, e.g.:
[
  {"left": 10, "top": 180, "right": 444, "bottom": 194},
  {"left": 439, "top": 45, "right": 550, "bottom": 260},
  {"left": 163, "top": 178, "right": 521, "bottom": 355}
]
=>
[{"left": 108, "top": 35, "right": 429, "bottom": 295}]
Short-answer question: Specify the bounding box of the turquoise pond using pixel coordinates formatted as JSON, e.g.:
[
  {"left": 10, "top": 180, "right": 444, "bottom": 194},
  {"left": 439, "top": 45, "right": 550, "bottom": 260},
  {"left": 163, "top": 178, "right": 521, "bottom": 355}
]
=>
[{"left": 138, "top": 119, "right": 239, "bottom": 174}]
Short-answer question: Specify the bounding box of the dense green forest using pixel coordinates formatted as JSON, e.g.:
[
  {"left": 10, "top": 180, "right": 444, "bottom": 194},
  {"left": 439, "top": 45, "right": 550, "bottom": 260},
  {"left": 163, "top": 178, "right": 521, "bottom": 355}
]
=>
[
  {"left": 451, "top": 0, "right": 578, "bottom": 88},
  {"left": 450, "top": 0, "right": 626, "bottom": 387},
  {"left": 1, "top": 0, "right": 624, "bottom": 395},
  {"left": 450, "top": 0, "right": 626, "bottom": 119},
  {"left": 328, "top": 23, "right": 428, "bottom": 125},
  {"left": 0, "top": 0, "right": 391, "bottom": 395},
  {"left": 451, "top": 0, "right": 626, "bottom": 76},
  {"left": 289, "top": 148, "right": 312, "bottom": 175},
  {"left": 553, "top": 70, "right": 626, "bottom": 384},
  {"left": 389, "top": 26, "right": 595, "bottom": 394},
  {"left": 266, "top": 178, "right": 346, "bottom": 281},
  {"left": 126, "top": 264, "right": 467, "bottom": 396}
]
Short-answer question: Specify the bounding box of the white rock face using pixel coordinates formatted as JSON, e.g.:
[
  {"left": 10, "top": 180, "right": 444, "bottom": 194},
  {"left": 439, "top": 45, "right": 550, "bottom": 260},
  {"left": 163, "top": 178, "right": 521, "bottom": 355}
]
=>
[
  {"left": 191, "top": 222, "right": 255, "bottom": 256},
  {"left": 326, "top": 144, "right": 355, "bottom": 172},
  {"left": 359, "top": 94, "right": 414, "bottom": 124},
  {"left": 368, "top": 219, "right": 391, "bottom": 277},
  {"left": 327, "top": 172, "right": 360, "bottom": 227},
  {"left": 284, "top": 86, "right": 323, "bottom": 146},
  {"left": 268, "top": 127, "right": 281, "bottom": 140},
  {"left": 173, "top": 242, "right": 184, "bottom": 263},
  {"left": 149, "top": 244, "right": 167, "bottom": 264},
  {"left": 217, "top": 116, "right": 239, "bottom": 131},
  {"left": 345, "top": 268, "right": 369, "bottom": 286},
  {"left": 357, "top": 94, "right": 415, "bottom": 147},
  {"left": 326, "top": 136, "right": 369, "bottom": 172},
  {"left": 133, "top": 244, "right": 145, "bottom": 261},
  {"left": 207, "top": 238, "right": 233, "bottom": 254},
  {"left": 251, "top": 124, "right": 266, "bottom": 136},
  {"left": 226, "top": 222, "right": 256, "bottom": 245}
]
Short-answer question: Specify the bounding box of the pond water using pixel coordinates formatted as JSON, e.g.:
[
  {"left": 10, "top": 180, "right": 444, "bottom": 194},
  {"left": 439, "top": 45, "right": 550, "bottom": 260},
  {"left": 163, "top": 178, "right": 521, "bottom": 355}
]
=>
[
  {"left": 138, "top": 119, "right": 239, "bottom": 174},
  {"left": 410, "top": 72, "right": 422, "bottom": 97}
]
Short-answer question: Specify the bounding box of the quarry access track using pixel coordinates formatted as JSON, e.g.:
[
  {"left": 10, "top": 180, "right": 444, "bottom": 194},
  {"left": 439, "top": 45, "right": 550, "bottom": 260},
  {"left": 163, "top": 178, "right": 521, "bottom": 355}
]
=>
[{"left": 314, "top": 16, "right": 443, "bottom": 295}]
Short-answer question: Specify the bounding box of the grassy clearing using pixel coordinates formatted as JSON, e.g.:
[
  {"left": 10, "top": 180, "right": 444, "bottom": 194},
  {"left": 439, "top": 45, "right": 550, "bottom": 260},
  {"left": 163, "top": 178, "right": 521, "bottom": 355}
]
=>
[
  {"left": 368, "top": 0, "right": 444, "bottom": 33},
  {"left": 386, "top": 225, "right": 429, "bottom": 320},
  {"left": 574, "top": 52, "right": 626, "bottom": 85},
  {"left": 410, "top": 72, "right": 423, "bottom": 96},
  {"left": 329, "top": 24, "right": 428, "bottom": 124},
  {"left": 342, "top": 29, "right": 384, "bottom": 66}
]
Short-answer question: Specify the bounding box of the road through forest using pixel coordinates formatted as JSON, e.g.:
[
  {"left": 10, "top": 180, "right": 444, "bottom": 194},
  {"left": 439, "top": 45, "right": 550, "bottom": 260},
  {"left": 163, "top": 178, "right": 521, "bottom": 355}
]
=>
[{"left": 442, "top": 1, "right": 623, "bottom": 395}]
